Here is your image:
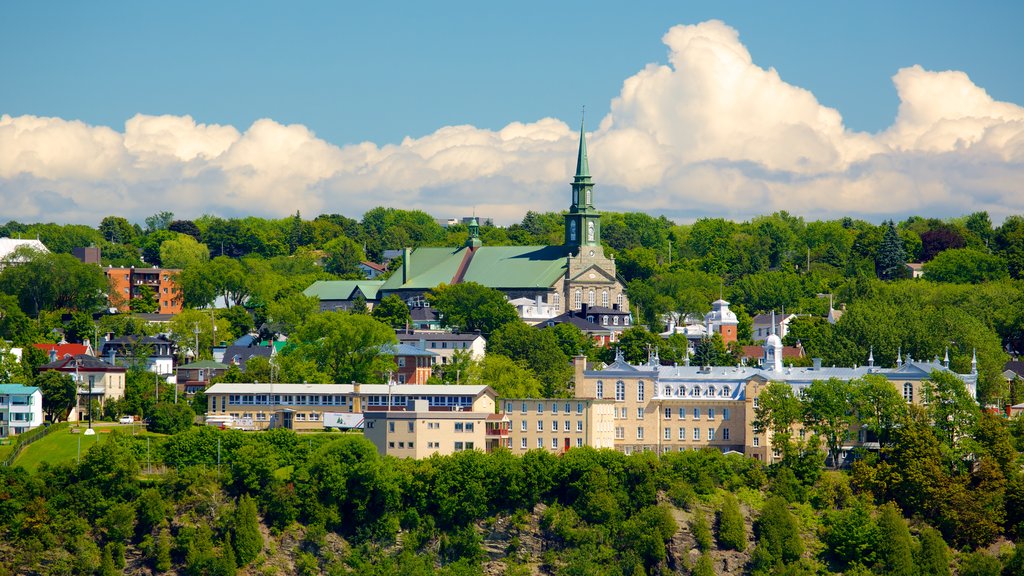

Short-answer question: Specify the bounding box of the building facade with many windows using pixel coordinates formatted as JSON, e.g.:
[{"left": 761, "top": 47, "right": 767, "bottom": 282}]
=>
[
  {"left": 0, "top": 385, "right": 43, "bottom": 437},
  {"left": 203, "top": 382, "right": 496, "bottom": 431},
  {"left": 500, "top": 397, "right": 616, "bottom": 454},
  {"left": 573, "top": 340, "right": 978, "bottom": 462}
]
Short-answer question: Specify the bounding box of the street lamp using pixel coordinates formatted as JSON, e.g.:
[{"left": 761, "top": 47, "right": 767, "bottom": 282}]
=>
[{"left": 77, "top": 357, "right": 95, "bottom": 436}]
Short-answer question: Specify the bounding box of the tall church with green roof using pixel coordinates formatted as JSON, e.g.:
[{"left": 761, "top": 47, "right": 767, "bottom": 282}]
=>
[{"left": 379, "top": 120, "right": 628, "bottom": 317}]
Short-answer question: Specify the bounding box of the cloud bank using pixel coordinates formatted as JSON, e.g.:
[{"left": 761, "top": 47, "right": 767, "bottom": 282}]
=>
[{"left": 2, "top": 20, "right": 1023, "bottom": 226}]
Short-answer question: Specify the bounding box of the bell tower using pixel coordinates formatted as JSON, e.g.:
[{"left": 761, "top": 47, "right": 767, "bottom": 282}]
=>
[{"left": 565, "top": 118, "right": 601, "bottom": 248}]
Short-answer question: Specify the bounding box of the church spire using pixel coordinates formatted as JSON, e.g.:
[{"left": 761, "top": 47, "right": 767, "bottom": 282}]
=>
[
  {"left": 565, "top": 111, "right": 600, "bottom": 247},
  {"left": 574, "top": 116, "right": 591, "bottom": 183}
]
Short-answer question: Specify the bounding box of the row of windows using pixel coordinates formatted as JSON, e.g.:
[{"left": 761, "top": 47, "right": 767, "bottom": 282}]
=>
[
  {"left": 596, "top": 380, "right": 732, "bottom": 400},
  {"left": 216, "top": 394, "right": 474, "bottom": 411},
  {"left": 660, "top": 407, "right": 731, "bottom": 420},
  {"left": 510, "top": 401, "right": 586, "bottom": 415},
  {"left": 519, "top": 419, "right": 585, "bottom": 433},
  {"left": 228, "top": 412, "right": 321, "bottom": 422},
  {"left": 520, "top": 437, "right": 585, "bottom": 449},
  {"left": 614, "top": 427, "right": 731, "bottom": 441},
  {"left": 572, "top": 290, "right": 626, "bottom": 309}
]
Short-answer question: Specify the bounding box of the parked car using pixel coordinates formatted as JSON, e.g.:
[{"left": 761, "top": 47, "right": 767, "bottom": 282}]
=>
[{"left": 119, "top": 415, "right": 134, "bottom": 424}]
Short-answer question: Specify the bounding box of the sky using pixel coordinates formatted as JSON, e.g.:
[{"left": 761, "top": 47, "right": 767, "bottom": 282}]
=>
[{"left": 2, "top": 1, "right": 1023, "bottom": 226}]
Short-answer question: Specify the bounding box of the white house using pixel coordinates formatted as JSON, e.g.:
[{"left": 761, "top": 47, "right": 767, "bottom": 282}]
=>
[
  {"left": 0, "top": 385, "right": 44, "bottom": 437},
  {"left": 0, "top": 238, "right": 48, "bottom": 270},
  {"left": 509, "top": 296, "right": 560, "bottom": 325}
]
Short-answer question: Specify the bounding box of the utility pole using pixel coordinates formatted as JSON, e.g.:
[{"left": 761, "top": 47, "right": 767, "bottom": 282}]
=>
[{"left": 193, "top": 322, "right": 200, "bottom": 361}]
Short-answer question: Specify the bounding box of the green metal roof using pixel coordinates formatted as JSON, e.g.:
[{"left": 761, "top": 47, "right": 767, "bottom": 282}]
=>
[
  {"left": 176, "top": 360, "right": 229, "bottom": 370},
  {"left": 381, "top": 245, "right": 569, "bottom": 292},
  {"left": 303, "top": 280, "right": 384, "bottom": 301},
  {"left": 460, "top": 245, "right": 569, "bottom": 289},
  {"left": 0, "top": 384, "right": 39, "bottom": 395},
  {"left": 380, "top": 247, "right": 466, "bottom": 291}
]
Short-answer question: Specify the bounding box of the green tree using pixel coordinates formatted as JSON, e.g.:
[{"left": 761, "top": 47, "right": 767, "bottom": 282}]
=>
[
  {"left": 465, "top": 354, "right": 542, "bottom": 398},
  {"left": 155, "top": 528, "right": 172, "bottom": 572},
  {"left": 753, "top": 382, "right": 803, "bottom": 456},
  {"left": 148, "top": 401, "right": 195, "bottom": 434},
  {"left": 99, "top": 216, "right": 137, "bottom": 244},
  {"left": 131, "top": 284, "right": 160, "bottom": 313},
  {"left": 876, "top": 220, "right": 909, "bottom": 280},
  {"left": 873, "top": 502, "right": 916, "bottom": 576},
  {"left": 613, "top": 326, "right": 663, "bottom": 364},
  {"left": 37, "top": 370, "right": 77, "bottom": 422},
  {"left": 289, "top": 311, "right": 396, "bottom": 383},
  {"left": 145, "top": 211, "right": 175, "bottom": 233},
  {"left": 924, "top": 248, "right": 1008, "bottom": 283},
  {"left": 959, "top": 552, "right": 1002, "bottom": 576},
  {"left": 323, "top": 236, "right": 366, "bottom": 277},
  {"left": 802, "top": 377, "right": 857, "bottom": 468},
  {"left": 718, "top": 492, "right": 746, "bottom": 551},
  {"left": 427, "top": 282, "right": 518, "bottom": 334},
  {"left": 917, "top": 524, "right": 951, "bottom": 576},
  {"left": 232, "top": 494, "right": 263, "bottom": 566},
  {"left": 159, "top": 233, "right": 211, "bottom": 270},
  {"left": 371, "top": 294, "right": 411, "bottom": 329},
  {"left": 169, "top": 309, "right": 235, "bottom": 361},
  {"left": 924, "top": 370, "right": 981, "bottom": 466},
  {"left": 691, "top": 509, "right": 712, "bottom": 551},
  {"left": 752, "top": 496, "right": 803, "bottom": 572},
  {"left": 852, "top": 374, "right": 908, "bottom": 446},
  {"left": 489, "top": 321, "right": 572, "bottom": 396},
  {"left": 693, "top": 333, "right": 735, "bottom": 367},
  {"left": 821, "top": 498, "right": 877, "bottom": 568},
  {"left": 0, "top": 249, "right": 109, "bottom": 315}
]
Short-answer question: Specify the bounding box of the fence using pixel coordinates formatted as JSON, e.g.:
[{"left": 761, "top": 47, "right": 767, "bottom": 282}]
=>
[{"left": 1, "top": 422, "right": 68, "bottom": 467}]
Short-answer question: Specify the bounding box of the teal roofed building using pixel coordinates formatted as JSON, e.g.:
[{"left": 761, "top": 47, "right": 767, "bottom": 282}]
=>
[
  {"left": 303, "top": 280, "right": 384, "bottom": 312},
  {"left": 381, "top": 119, "right": 629, "bottom": 317}
]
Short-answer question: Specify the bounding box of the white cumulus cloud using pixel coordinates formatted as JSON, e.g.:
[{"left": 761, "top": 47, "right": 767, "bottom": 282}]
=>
[{"left": 1, "top": 20, "right": 1023, "bottom": 226}]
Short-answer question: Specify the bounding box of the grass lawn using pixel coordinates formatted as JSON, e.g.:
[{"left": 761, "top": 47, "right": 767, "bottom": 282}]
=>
[{"left": 12, "top": 422, "right": 146, "bottom": 473}]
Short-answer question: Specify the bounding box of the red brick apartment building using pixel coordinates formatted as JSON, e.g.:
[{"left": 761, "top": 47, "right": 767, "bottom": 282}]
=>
[{"left": 106, "top": 267, "right": 183, "bottom": 314}]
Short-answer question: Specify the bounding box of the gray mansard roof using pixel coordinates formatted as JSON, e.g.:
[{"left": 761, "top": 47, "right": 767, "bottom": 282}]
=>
[{"left": 587, "top": 359, "right": 978, "bottom": 400}]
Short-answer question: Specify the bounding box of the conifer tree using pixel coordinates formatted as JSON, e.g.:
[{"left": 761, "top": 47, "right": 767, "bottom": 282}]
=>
[
  {"left": 717, "top": 493, "right": 746, "bottom": 551},
  {"left": 917, "top": 524, "right": 952, "bottom": 576},
  {"left": 156, "top": 528, "right": 172, "bottom": 573},
  {"left": 232, "top": 494, "right": 263, "bottom": 566},
  {"left": 873, "top": 503, "right": 915, "bottom": 576},
  {"left": 876, "top": 220, "right": 908, "bottom": 280}
]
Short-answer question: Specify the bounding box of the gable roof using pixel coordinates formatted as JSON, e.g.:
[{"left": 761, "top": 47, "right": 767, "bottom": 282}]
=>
[
  {"left": 33, "top": 343, "right": 90, "bottom": 358},
  {"left": 379, "top": 343, "right": 438, "bottom": 357},
  {"left": 223, "top": 345, "right": 274, "bottom": 370},
  {"left": 40, "top": 354, "right": 124, "bottom": 372},
  {"left": 303, "top": 280, "right": 384, "bottom": 301},
  {"left": 0, "top": 384, "right": 39, "bottom": 396},
  {"left": 360, "top": 261, "right": 387, "bottom": 273},
  {"left": 381, "top": 245, "right": 569, "bottom": 292},
  {"left": 0, "top": 238, "right": 48, "bottom": 262},
  {"left": 176, "top": 360, "right": 230, "bottom": 370}
]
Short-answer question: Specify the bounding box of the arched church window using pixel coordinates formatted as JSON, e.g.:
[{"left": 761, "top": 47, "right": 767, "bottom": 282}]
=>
[
  {"left": 587, "top": 221, "right": 595, "bottom": 242},
  {"left": 552, "top": 293, "right": 560, "bottom": 312},
  {"left": 569, "top": 220, "right": 577, "bottom": 241},
  {"left": 602, "top": 291, "right": 609, "bottom": 307},
  {"left": 616, "top": 293, "right": 624, "bottom": 307},
  {"left": 588, "top": 289, "right": 595, "bottom": 306},
  {"left": 903, "top": 383, "right": 913, "bottom": 403},
  {"left": 574, "top": 289, "right": 582, "bottom": 310}
]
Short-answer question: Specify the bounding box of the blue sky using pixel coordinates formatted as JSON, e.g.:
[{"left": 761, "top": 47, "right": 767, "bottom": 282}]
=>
[{"left": 2, "top": 1, "right": 1023, "bottom": 225}]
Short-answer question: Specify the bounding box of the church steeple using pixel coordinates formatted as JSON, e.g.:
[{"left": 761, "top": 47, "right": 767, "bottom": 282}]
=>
[{"left": 565, "top": 113, "right": 600, "bottom": 248}]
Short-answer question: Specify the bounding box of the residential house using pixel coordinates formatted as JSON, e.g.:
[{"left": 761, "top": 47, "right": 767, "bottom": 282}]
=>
[
  {"left": 303, "top": 280, "right": 384, "bottom": 312},
  {"left": 380, "top": 343, "right": 437, "bottom": 384},
  {"left": 395, "top": 331, "right": 486, "bottom": 364},
  {"left": 33, "top": 342, "right": 94, "bottom": 360},
  {"left": 99, "top": 334, "right": 177, "bottom": 374},
  {"left": 752, "top": 312, "right": 796, "bottom": 341},
  {"left": 223, "top": 343, "right": 274, "bottom": 371},
  {"left": 541, "top": 311, "right": 614, "bottom": 346},
  {"left": 175, "top": 360, "right": 229, "bottom": 396},
  {"left": 38, "top": 354, "right": 127, "bottom": 422},
  {"left": 0, "top": 385, "right": 44, "bottom": 437},
  {"left": 359, "top": 261, "right": 387, "bottom": 279},
  {"left": 203, "top": 382, "right": 496, "bottom": 431},
  {"left": 106, "top": 266, "right": 183, "bottom": 314},
  {"left": 509, "top": 296, "right": 560, "bottom": 325},
  {"left": 409, "top": 306, "right": 442, "bottom": 330}
]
